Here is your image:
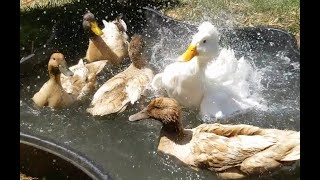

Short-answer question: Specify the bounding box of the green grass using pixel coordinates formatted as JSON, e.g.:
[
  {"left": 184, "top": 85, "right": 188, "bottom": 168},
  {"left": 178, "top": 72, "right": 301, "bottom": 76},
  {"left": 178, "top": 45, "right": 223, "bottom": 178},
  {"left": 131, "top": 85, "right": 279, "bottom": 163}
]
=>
[
  {"left": 20, "top": 0, "right": 176, "bottom": 59},
  {"left": 163, "top": 0, "right": 300, "bottom": 45},
  {"left": 20, "top": 0, "right": 74, "bottom": 10},
  {"left": 20, "top": 0, "right": 300, "bottom": 56}
]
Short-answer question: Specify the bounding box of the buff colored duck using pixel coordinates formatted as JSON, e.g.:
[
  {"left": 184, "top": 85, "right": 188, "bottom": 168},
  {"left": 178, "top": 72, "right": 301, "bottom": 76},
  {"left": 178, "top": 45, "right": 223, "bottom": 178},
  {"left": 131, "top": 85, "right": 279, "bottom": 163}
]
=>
[
  {"left": 32, "top": 53, "right": 75, "bottom": 108},
  {"left": 129, "top": 97, "right": 300, "bottom": 179},
  {"left": 83, "top": 12, "right": 128, "bottom": 63},
  {"left": 60, "top": 59, "right": 108, "bottom": 100},
  {"left": 87, "top": 34, "right": 154, "bottom": 116}
]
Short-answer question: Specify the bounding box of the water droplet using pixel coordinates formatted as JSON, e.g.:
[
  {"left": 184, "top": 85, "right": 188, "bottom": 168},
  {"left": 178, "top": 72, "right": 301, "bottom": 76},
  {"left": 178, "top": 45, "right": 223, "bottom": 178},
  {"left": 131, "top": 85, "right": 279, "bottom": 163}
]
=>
[
  {"left": 43, "top": 11, "right": 46, "bottom": 14},
  {"left": 37, "top": 76, "right": 40, "bottom": 79}
]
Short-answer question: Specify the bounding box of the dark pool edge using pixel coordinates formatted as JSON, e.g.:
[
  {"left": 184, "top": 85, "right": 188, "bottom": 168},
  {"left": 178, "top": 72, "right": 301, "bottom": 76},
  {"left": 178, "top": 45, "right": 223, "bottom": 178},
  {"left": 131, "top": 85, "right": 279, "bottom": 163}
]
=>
[{"left": 20, "top": 131, "right": 112, "bottom": 180}]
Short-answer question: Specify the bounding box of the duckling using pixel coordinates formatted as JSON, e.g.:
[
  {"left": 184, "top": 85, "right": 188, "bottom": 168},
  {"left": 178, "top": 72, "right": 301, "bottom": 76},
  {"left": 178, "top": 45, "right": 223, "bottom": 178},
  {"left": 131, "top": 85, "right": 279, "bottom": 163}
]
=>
[
  {"left": 32, "top": 53, "right": 75, "bottom": 108},
  {"left": 151, "top": 22, "right": 220, "bottom": 110},
  {"left": 129, "top": 97, "right": 300, "bottom": 179},
  {"left": 87, "top": 34, "right": 154, "bottom": 116},
  {"left": 83, "top": 12, "right": 128, "bottom": 63},
  {"left": 60, "top": 59, "right": 108, "bottom": 101}
]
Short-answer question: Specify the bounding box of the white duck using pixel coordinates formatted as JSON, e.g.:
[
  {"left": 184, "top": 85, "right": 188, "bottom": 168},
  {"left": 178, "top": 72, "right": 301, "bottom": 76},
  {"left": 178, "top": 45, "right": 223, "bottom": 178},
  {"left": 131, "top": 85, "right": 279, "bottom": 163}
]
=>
[
  {"left": 152, "top": 22, "right": 262, "bottom": 119},
  {"left": 87, "top": 34, "right": 154, "bottom": 116},
  {"left": 151, "top": 22, "right": 220, "bottom": 111},
  {"left": 129, "top": 97, "right": 300, "bottom": 179}
]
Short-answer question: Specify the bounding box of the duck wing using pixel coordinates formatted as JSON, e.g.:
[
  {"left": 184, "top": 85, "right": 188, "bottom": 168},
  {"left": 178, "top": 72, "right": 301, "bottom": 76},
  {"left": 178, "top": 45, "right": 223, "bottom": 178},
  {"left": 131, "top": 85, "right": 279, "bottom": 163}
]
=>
[
  {"left": 240, "top": 131, "right": 300, "bottom": 174},
  {"left": 194, "top": 123, "right": 263, "bottom": 137},
  {"left": 32, "top": 81, "right": 51, "bottom": 107},
  {"left": 61, "top": 59, "right": 107, "bottom": 100},
  {"left": 192, "top": 124, "right": 300, "bottom": 174},
  {"left": 87, "top": 72, "right": 128, "bottom": 116},
  {"left": 85, "top": 60, "right": 108, "bottom": 75},
  {"left": 126, "top": 68, "right": 154, "bottom": 104},
  {"left": 191, "top": 126, "right": 276, "bottom": 172}
]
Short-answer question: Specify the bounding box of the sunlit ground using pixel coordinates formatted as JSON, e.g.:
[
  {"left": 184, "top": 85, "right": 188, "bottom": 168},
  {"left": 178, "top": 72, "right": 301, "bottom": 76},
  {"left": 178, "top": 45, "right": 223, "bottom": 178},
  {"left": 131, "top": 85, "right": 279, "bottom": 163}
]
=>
[
  {"left": 163, "top": 0, "right": 300, "bottom": 46},
  {"left": 21, "top": 0, "right": 300, "bottom": 46}
]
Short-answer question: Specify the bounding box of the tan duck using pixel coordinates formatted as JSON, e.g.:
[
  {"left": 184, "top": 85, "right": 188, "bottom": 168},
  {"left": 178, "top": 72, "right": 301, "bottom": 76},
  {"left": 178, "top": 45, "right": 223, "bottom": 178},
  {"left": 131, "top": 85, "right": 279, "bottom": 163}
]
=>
[
  {"left": 87, "top": 34, "right": 154, "bottom": 116},
  {"left": 129, "top": 97, "right": 300, "bottom": 179},
  {"left": 32, "top": 53, "right": 75, "bottom": 108},
  {"left": 60, "top": 59, "right": 108, "bottom": 101},
  {"left": 83, "top": 12, "right": 128, "bottom": 63}
]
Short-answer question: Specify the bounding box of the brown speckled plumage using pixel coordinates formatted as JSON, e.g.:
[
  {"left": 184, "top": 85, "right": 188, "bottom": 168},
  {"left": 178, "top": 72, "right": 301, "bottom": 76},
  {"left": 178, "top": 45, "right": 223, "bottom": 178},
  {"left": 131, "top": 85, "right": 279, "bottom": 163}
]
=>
[{"left": 129, "top": 97, "right": 300, "bottom": 179}]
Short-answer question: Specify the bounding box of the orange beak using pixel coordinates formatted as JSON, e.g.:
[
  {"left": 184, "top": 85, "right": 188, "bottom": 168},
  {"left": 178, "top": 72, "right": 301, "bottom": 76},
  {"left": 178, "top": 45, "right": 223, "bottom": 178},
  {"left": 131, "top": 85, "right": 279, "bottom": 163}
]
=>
[
  {"left": 179, "top": 45, "right": 198, "bottom": 62},
  {"left": 90, "top": 21, "right": 103, "bottom": 36}
]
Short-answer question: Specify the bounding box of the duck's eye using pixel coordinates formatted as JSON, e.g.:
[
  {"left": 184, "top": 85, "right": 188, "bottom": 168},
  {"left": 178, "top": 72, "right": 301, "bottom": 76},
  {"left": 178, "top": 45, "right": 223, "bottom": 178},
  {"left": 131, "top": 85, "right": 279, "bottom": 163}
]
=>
[
  {"left": 53, "top": 58, "right": 56, "bottom": 60},
  {"left": 203, "top": 40, "right": 207, "bottom": 44}
]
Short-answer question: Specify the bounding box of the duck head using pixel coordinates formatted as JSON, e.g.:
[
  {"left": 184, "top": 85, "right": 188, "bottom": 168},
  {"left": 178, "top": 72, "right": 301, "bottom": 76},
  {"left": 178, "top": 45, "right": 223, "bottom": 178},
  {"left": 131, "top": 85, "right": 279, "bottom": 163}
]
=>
[
  {"left": 129, "top": 97, "right": 183, "bottom": 134},
  {"left": 48, "top": 53, "right": 73, "bottom": 77},
  {"left": 83, "top": 12, "right": 103, "bottom": 37},
  {"left": 128, "top": 34, "right": 147, "bottom": 68},
  {"left": 179, "top": 22, "right": 220, "bottom": 63}
]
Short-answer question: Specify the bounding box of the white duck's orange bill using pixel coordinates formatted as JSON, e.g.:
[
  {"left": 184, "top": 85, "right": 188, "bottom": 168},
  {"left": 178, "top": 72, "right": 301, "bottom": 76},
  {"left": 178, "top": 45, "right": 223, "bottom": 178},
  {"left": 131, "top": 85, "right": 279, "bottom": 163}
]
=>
[{"left": 179, "top": 45, "right": 198, "bottom": 62}]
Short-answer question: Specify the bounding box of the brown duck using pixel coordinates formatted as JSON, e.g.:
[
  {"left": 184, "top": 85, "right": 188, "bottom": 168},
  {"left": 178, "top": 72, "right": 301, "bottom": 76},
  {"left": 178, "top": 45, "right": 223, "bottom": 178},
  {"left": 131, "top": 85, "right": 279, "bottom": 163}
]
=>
[{"left": 129, "top": 97, "right": 300, "bottom": 179}]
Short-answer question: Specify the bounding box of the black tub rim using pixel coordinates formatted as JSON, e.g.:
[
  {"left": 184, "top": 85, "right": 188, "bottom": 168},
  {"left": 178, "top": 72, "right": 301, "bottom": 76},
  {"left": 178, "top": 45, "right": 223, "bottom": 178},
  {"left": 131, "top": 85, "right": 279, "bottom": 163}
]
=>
[{"left": 20, "top": 131, "right": 111, "bottom": 180}]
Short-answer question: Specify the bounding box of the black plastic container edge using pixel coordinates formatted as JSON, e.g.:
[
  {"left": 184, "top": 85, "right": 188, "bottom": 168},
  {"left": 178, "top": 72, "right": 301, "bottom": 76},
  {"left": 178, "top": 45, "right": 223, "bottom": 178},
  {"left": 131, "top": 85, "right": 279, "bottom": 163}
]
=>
[{"left": 20, "top": 131, "right": 112, "bottom": 180}]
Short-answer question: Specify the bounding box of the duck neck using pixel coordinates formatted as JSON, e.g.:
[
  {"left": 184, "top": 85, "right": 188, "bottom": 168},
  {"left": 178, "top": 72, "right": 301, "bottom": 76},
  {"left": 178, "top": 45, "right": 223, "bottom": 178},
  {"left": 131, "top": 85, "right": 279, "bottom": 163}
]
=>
[
  {"left": 89, "top": 35, "right": 118, "bottom": 63},
  {"left": 160, "top": 118, "right": 185, "bottom": 141},
  {"left": 88, "top": 31, "right": 99, "bottom": 40},
  {"left": 132, "top": 55, "right": 147, "bottom": 69},
  {"left": 48, "top": 66, "right": 62, "bottom": 85},
  {"left": 196, "top": 56, "right": 211, "bottom": 70},
  {"left": 90, "top": 35, "right": 105, "bottom": 45}
]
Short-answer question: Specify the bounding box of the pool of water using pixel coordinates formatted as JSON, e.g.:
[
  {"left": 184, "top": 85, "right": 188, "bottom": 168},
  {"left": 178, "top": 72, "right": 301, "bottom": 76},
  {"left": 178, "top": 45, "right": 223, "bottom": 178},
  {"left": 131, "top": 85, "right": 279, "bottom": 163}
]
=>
[{"left": 20, "top": 7, "right": 300, "bottom": 180}]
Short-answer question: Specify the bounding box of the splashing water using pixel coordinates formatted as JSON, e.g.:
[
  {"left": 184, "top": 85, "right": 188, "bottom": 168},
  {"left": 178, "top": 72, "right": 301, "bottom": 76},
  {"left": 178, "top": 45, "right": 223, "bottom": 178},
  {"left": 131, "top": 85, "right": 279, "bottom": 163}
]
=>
[
  {"left": 144, "top": 22, "right": 299, "bottom": 128},
  {"left": 20, "top": 8, "right": 300, "bottom": 180},
  {"left": 147, "top": 28, "right": 267, "bottom": 121},
  {"left": 202, "top": 48, "right": 266, "bottom": 120}
]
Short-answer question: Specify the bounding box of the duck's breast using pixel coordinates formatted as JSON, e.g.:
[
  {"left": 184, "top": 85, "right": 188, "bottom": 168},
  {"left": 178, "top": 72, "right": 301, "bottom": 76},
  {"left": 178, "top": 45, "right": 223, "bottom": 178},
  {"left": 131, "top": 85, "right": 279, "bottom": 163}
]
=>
[
  {"left": 161, "top": 62, "right": 204, "bottom": 109},
  {"left": 101, "top": 23, "right": 128, "bottom": 58}
]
